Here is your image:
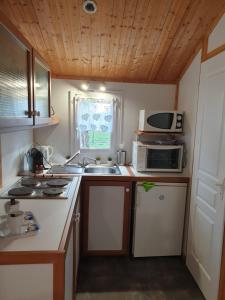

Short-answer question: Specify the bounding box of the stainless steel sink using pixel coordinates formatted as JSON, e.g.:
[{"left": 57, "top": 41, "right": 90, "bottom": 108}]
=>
[
  {"left": 48, "top": 165, "right": 84, "bottom": 174},
  {"left": 48, "top": 165, "right": 121, "bottom": 175},
  {"left": 84, "top": 166, "right": 121, "bottom": 175}
]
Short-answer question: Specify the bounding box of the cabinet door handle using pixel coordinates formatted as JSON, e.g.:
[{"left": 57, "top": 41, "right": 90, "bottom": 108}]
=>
[
  {"left": 74, "top": 212, "right": 80, "bottom": 223},
  {"left": 125, "top": 188, "right": 130, "bottom": 193},
  {"left": 24, "top": 110, "right": 32, "bottom": 117}
]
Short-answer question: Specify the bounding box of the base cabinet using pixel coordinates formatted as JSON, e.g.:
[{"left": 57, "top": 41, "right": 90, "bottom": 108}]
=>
[
  {"left": 65, "top": 194, "right": 80, "bottom": 300},
  {"left": 0, "top": 194, "right": 80, "bottom": 300},
  {"left": 0, "top": 264, "right": 53, "bottom": 300},
  {"left": 82, "top": 180, "right": 132, "bottom": 255}
]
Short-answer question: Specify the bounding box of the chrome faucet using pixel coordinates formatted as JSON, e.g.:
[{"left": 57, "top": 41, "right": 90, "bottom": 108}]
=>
[
  {"left": 64, "top": 150, "right": 80, "bottom": 166},
  {"left": 80, "top": 156, "right": 96, "bottom": 167}
]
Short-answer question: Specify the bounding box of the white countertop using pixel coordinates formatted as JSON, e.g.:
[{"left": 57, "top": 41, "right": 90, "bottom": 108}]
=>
[
  {"left": 0, "top": 176, "right": 81, "bottom": 252},
  {"left": 130, "top": 167, "right": 189, "bottom": 178}
]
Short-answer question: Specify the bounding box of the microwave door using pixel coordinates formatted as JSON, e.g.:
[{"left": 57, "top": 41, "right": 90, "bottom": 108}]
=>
[
  {"left": 147, "top": 113, "right": 174, "bottom": 130},
  {"left": 146, "top": 146, "right": 182, "bottom": 172}
]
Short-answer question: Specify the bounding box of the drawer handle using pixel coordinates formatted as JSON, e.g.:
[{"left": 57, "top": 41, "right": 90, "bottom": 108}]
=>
[{"left": 159, "top": 195, "right": 165, "bottom": 200}]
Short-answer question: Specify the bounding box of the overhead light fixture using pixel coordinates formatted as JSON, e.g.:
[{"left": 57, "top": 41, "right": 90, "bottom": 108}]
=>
[
  {"left": 99, "top": 83, "right": 106, "bottom": 92},
  {"left": 83, "top": 0, "right": 97, "bottom": 14},
  {"left": 81, "top": 82, "right": 89, "bottom": 91}
]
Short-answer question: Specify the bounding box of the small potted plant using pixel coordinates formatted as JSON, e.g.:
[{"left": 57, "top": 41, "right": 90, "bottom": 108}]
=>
[
  {"left": 96, "top": 156, "right": 101, "bottom": 165},
  {"left": 107, "top": 156, "right": 113, "bottom": 167}
]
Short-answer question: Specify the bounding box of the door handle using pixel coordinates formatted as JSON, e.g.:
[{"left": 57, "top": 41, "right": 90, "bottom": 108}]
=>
[
  {"left": 216, "top": 182, "right": 225, "bottom": 187},
  {"left": 216, "top": 178, "right": 225, "bottom": 187},
  {"left": 216, "top": 178, "right": 225, "bottom": 198}
]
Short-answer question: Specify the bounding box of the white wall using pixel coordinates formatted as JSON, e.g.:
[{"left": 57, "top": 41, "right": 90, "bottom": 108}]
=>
[
  {"left": 34, "top": 79, "right": 176, "bottom": 162},
  {"left": 208, "top": 13, "right": 225, "bottom": 52},
  {"left": 178, "top": 51, "right": 202, "bottom": 176},
  {"left": 0, "top": 130, "right": 33, "bottom": 189}
]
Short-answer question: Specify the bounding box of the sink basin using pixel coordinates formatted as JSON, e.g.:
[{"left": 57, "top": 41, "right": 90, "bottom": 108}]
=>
[
  {"left": 48, "top": 165, "right": 84, "bottom": 174},
  {"left": 84, "top": 166, "right": 121, "bottom": 175}
]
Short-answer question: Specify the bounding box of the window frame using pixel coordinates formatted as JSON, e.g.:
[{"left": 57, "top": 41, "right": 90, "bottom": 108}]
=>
[{"left": 70, "top": 91, "right": 123, "bottom": 161}]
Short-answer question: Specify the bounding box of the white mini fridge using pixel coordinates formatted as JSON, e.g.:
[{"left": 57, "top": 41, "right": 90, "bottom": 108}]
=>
[{"left": 132, "top": 182, "right": 187, "bottom": 257}]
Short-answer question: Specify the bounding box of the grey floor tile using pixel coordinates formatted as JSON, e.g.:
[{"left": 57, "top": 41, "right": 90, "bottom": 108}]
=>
[{"left": 77, "top": 257, "right": 205, "bottom": 300}]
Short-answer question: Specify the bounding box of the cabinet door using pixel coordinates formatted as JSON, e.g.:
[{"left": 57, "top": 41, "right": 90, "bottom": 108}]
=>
[
  {"left": 133, "top": 183, "right": 187, "bottom": 257},
  {"left": 64, "top": 226, "right": 74, "bottom": 300},
  {"left": 65, "top": 194, "right": 80, "bottom": 300},
  {"left": 82, "top": 181, "right": 132, "bottom": 255},
  {"left": 74, "top": 194, "right": 80, "bottom": 295},
  {"left": 33, "top": 50, "right": 51, "bottom": 125},
  {"left": 0, "top": 23, "right": 33, "bottom": 127}
]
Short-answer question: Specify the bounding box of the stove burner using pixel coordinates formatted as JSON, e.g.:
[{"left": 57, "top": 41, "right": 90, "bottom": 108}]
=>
[
  {"left": 8, "top": 187, "right": 33, "bottom": 196},
  {"left": 47, "top": 179, "right": 69, "bottom": 188},
  {"left": 43, "top": 188, "right": 63, "bottom": 196},
  {"left": 21, "top": 178, "right": 39, "bottom": 187}
]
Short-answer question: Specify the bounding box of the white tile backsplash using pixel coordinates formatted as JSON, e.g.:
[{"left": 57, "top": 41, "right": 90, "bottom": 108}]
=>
[{"left": 0, "top": 129, "right": 33, "bottom": 190}]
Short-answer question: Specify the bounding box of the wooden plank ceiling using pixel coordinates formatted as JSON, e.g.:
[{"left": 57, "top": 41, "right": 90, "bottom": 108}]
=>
[{"left": 0, "top": 0, "right": 225, "bottom": 83}]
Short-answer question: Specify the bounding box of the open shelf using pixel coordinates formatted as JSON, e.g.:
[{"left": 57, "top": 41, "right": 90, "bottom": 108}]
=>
[
  {"left": 135, "top": 130, "right": 184, "bottom": 136},
  {"left": 33, "top": 115, "right": 60, "bottom": 129},
  {"left": 0, "top": 116, "right": 60, "bottom": 134}
]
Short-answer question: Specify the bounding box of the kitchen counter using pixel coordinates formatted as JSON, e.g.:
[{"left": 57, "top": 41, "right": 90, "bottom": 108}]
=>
[
  {"left": 129, "top": 167, "right": 190, "bottom": 183},
  {"left": 18, "top": 165, "right": 189, "bottom": 183},
  {"left": 0, "top": 176, "right": 81, "bottom": 252}
]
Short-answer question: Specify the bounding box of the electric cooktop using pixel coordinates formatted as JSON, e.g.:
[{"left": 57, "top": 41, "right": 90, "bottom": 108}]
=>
[{"left": 0, "top": 177, "right": 78, "bottom": 200}]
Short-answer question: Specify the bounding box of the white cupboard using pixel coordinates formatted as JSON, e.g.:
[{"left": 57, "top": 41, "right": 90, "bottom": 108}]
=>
[{"left": 82, "top": 180, "right": 132, "bottom": 255}]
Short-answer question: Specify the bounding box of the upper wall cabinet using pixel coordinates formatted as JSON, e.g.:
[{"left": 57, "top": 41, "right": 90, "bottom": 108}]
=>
[
  {"left": 32, "top": 50, "right": 51, "bottom": 125},
  {"left": 0, "top": 12, "right": 53, "bottom": 130},
  {"left": 0, "top": 23, "right": 33, "bottom": 127}
]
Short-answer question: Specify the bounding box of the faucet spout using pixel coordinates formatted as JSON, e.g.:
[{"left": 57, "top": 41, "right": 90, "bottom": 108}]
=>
[
  {"left": 64, "top": 150, "right": 80, "bottom": 166},
  {"left": 80, "top": 156, "right": 96, "bottom": 167}
]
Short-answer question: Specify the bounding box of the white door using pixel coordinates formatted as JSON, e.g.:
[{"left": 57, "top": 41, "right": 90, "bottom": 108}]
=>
[{"left": 187, "top": 51, "right": 225, "bottom": 300}]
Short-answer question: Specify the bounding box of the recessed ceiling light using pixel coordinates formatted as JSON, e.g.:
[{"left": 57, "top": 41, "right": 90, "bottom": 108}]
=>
[
  {"left": 81, "top": 82, "right": 89, "bottom": 90},
  {"left": 99, "top": 83, "right": 106, "bottom": 92},
  {"left": 83, "top": 0, "right": 97, "bottom": 14}
]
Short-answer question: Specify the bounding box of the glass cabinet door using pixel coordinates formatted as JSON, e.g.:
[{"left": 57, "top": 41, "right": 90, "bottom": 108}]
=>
[
  {"left": 33, "top": 52, "right": 51, "bottom": 125},
  {"left": 0, "top": 24, "right": 33, "bottom": 127}
]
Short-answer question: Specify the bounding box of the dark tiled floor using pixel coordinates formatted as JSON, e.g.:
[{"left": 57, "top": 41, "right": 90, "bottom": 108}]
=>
[{"left": 77, "top": 256, "right": 205, "bottom": 300}]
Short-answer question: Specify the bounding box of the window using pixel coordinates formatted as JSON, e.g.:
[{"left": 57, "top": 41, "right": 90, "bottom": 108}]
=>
[
  {"left": 77, "top": 98, "right": 113, "bottom": 149},
  {"left": 75, "top": 95, "right": 120, "bottom": 152}
]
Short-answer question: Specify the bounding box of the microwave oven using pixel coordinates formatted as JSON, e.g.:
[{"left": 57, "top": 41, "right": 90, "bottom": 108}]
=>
[
  {"left": 132, "top": 141, "right": 183, "bottom": 172},
  {"left": 139, "top": 110, "right": 183, "bottom": 132}
]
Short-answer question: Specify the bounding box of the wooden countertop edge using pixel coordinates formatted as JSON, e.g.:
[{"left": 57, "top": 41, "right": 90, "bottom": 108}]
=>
[
  {"left": 18, "top": 168, "right": 190, "bottom": 183},
  {"left": 0, "top": 250, "right": 65, "bottom": 265}
]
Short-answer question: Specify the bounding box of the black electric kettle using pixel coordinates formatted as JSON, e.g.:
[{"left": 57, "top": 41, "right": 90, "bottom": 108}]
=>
[{"left": 27, "top": 148, "right": 44, "bottom": 172}]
